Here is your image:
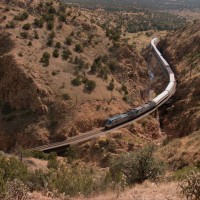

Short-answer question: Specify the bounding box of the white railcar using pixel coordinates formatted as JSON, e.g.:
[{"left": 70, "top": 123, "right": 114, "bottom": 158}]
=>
[{"left": 152, "top": 91, "right": 169, "bottom": 105}]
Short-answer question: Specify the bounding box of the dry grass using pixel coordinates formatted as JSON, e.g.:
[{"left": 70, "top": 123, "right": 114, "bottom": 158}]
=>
[{"left": 157, "top": 130, "right": 200, "bottom": 169}]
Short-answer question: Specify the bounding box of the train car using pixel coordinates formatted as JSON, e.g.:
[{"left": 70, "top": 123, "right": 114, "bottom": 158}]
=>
[
  {"left": 105, "top": 113, "right": 131, "bottom": 129},
  {"left": 166, "top": 67, "right": 175, "bottom": 82},
  {"left": 135, "top": 102, "right": 156, "bottom": 116},
  {"left": 165, "top": 82, "right": 176, "bottom": 96},
  {"left": 152, "top": 91, "right": 169, "bottom": 106},
  {"left": 151, "top": 38, "right": 169, "bottom": 68},
  {"left": 105, "top": 101, "right": 156, "bottom": 129}
]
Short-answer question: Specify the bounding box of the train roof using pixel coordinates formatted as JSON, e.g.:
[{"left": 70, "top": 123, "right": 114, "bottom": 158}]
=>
[{"left": 107, "top": 113, "right": 128, "bottom": 121}]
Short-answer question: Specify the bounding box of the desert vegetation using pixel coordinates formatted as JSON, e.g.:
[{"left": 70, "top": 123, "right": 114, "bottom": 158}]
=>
[{"left": 0, "top": 145, "right": 166, "bottom": 199}]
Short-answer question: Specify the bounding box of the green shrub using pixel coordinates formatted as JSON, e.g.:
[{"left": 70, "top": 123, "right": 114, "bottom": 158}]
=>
[
  {"left": 26, "top": 169, "right": 49, "bottom": 191},
  {"left": 121, "top": 84, "right": 128, "bottom": 94},
  {"left": 52, "top": 49, "right": 59, "bottom": 58},
  {"left": 62, "top": 50, "right": 71, "bottom": 60},
  {"left": 65, "top": 37, "right": 72, "bottom": 45},
  {"left": 55, "top": 42, "right": 61, "bottom": 49},
  {"left": 20, "top": 32, "right": 28, "bottom": 39},
  {"left": 180, "top": 171, "right": 200, "bottom": 200},
  {"left": 96, "top": 105, "right": 101, "bottom": 111},
  {"left": 108, "top": 60, "right": 118, "bottom": 73},
  {"left": 84, "top": 80, "right": 96, "bottom": 92},
  {"left": 47, "top": 164, "right": 101, "bottom": 196},
  {"left": 47, "top": 157, "right": 58, "bottom": 170},
  {"left": 34, "top": 18, "right": 44, "bottom": 28},
  {"left": 107, "top": 79, "right": 115, "bottom": 91},
  {"left": 82, "top": 77, "right": 89, "bottom": 84},
  {"left": 59, "top": 14, "right": 66, "bottom": 22},
  {"left": 0, "top": 153, "right": 116, "bottom": 198},
  {"left": 74, "top": 44, "right": 83, "bottom": 53},
  {"left": 98, "top": 66, "right": 109, "bottom": 80},
  {"left": 71, "top": 77, "right": 82, "bottom": 86},
  {"left": 62, "top": 93, "right": 70, "bottom": 101},
  {"left": 4, "top": 179, "right": 28, "bottom": 200},
  {"left": 90, "top": 62, "right": 98, "bottom": 74},
  {"left": 6, "top": 21, "right": 15, "bottom": 29},
  {"left": 27, "top": 41, "right": 32, "bottom": 46},
  {"left": 110, "top": 145, "right": 165, "bottom": 184},
  {"left": 40, "top": 52, "right": 50, "bottom": 66},
  {"left": 0, "top": 156, "right": 28, "bottom": 188},
  {"left": 48, "top": 6, "right": 56, "bottom": 14},
  {"left": 47, "top": 21, "right": 54, "bottom": 31},
  {"left": 14, "top": 12, "right": 29, "bottom": 21},
  {"left": 173, "top": 166, "right": 200, "bottom": 181},
  {"left": 34, "top": 30, "right": 39, "bottom": 39},
  {"left": 30, "top": 151, "right": 49, "bottom": 160},
  {"left": 22, "top": 23, "right": 31, "bottom": 30},
  {"left": 46, "top": 38, "right": 53, "bottom": 47},
  {"left": 43, "top": 13, "right": 54, "bottom": 22}
]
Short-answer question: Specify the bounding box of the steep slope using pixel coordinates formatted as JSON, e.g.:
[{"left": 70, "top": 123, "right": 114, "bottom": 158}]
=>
[
  {"left": 0, "top": 0, "right": 153, "bottom": 151},
  {"left": 155, "top": 21, "right": 200, "bottom": 169},
  {"left": 158, "top": 20, "right": 200, "bottom": 137}
]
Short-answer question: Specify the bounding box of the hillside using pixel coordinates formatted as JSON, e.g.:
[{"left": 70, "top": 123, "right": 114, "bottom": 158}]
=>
[
  {"left": 0, "top": 0, "right": 157, "bottom": 151},
  {"left": 158, "top": 20, "right": 200, "bottom": 137},
  {"left": 1, "top": 1, "right": 200, "bottom": 200},
  {"left": 156, "top": 20, "right": 200, "bottom": 169}
]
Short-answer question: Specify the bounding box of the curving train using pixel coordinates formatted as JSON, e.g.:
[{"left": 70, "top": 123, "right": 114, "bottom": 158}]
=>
[{"left": 105, "top": 38, "right": 176, "bottom": 129}]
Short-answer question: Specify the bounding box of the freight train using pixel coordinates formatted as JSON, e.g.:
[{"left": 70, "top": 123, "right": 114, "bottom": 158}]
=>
[{"left": 105, "top": 38, "right": 176, "bottom": 129}]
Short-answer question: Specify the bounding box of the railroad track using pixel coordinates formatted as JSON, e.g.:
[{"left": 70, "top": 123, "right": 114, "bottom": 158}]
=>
[{"left": 31, "top": 38, "right": 175, "bottom": 152}]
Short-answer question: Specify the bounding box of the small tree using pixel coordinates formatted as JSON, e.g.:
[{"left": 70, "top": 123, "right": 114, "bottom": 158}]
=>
[{"left": 107, "top": 79, "right": 115, "bottom": 100}]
